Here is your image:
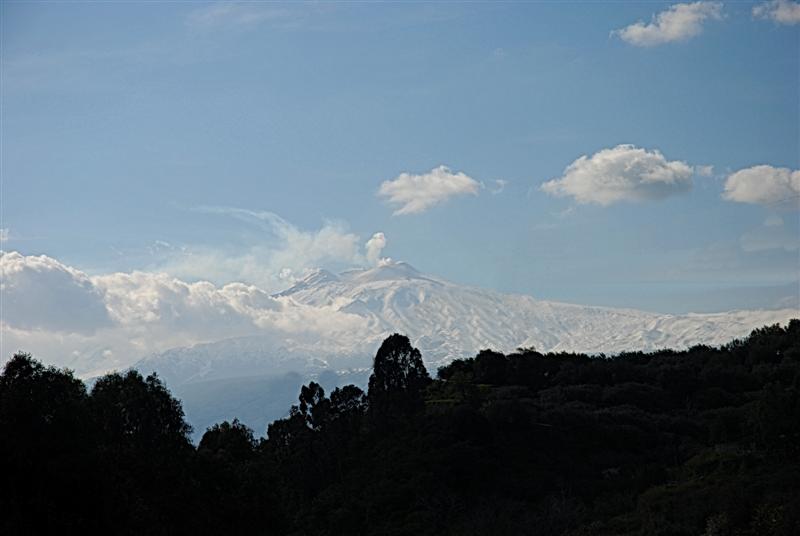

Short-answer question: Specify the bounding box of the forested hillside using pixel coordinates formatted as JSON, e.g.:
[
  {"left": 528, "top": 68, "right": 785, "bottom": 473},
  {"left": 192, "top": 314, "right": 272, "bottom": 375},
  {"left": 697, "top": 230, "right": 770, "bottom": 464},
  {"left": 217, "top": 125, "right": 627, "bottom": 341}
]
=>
[{"left": 2, "top": 321, "right": 799, "bottom": 535}]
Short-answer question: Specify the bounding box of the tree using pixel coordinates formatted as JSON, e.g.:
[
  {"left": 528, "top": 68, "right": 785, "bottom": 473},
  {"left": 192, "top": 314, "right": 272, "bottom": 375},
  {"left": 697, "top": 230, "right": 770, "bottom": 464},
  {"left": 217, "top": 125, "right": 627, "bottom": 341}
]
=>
[
  {"left": 199, "top": 419, "right": 257, "bottom": 462},
  {"left": 0, "top": 354, "right": 96, "bottom": 533},
  {"left": 368, "top": 334, "right": 430, "bottom": 417},
  {"left": 330, "top": 384, "right": 366, "bottom": 418},
  {"left": 88, "top": 370, "right": 196, "bottom": 533},
  {"left": 299, "top": 381, "right": 331, "bottom": 431},
  {"left": 473, "top": 349, "right": 508, "bottom": 385},
  {"left": 90, "top": 370, "right": 192, "bottom": 453},
  {"left": 0, "top": 353, "right": 89, "bottom": 445}
]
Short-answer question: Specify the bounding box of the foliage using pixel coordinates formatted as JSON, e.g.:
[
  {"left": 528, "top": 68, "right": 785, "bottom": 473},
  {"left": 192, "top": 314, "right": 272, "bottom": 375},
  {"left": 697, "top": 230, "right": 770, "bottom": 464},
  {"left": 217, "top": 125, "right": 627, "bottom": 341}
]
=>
[
  {"left": 1, "top": 321, "right": 799, "bottom": 535},
  {"left": 368, "top": 333, "right": 430, "bottom": 418}
]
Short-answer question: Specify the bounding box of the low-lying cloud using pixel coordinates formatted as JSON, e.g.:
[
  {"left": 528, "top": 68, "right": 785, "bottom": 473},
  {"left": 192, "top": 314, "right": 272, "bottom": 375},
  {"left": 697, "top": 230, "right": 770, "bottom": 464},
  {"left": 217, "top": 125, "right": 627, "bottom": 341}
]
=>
[
  {"left": 0, "top": 210, "right": 391, "bottom": 374},
  {"left": 1, "top": 252, "right": 113, "bottom": 334},
  {"left": 0, "top": 251, "right": 368, "bottom": 376}
]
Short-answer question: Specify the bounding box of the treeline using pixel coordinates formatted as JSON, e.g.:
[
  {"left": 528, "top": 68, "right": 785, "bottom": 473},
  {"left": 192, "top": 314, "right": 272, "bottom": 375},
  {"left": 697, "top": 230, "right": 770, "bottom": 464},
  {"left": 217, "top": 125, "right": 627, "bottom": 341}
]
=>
[{"left": 1, "top": 324, "right": 799, "bottom": 535}]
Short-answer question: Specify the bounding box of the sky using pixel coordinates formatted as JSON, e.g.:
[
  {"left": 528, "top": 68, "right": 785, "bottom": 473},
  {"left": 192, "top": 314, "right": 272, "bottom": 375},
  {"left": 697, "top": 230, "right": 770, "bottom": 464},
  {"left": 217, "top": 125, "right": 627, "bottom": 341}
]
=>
[{"left": 1, "top": 0, "right": 798, "bottom": 320}]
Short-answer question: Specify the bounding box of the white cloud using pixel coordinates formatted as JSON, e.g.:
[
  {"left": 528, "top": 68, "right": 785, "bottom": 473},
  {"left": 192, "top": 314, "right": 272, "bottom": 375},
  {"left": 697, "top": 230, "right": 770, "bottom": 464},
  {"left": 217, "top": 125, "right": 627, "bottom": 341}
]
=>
[
  {"left": 378, "top": 165, "right": 480, "bottom": 215},
  {"left": 161, "top": 208, "right": 382, "bottom": 290},
  {"left": 0, "top": 215, "right": 395, "bottom": 373},
  {"left": 722, "top": 165, "right": 800, "bottom": 207},
  {"left": 186, "top": 2, "right": 291, "bottom": 29},
  {"left": 0, "top": 228, "right": 8, "bottom": 242},
  {"left": 0, "top": 251, "right": 113, "bottom": 334},
  {"left": 0, "top": 251, "right": 368, "bottom": 376},
  {"left": 364, "top": 232, "right": 387, "bottom": 265},
  {"left": 540, "top": 144, "right": 694, "bottom": 206},
  {"left": 753, "top": 0, "right": 800, "bottom": 24},
  {"left": 613, "top": 2, "right": 723, "bottom": 47}
]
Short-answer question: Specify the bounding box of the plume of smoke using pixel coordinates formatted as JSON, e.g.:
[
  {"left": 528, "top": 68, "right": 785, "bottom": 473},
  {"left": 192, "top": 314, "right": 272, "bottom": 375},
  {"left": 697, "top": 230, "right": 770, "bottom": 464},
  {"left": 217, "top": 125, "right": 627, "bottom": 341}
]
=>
[{"left": 365, "top": 232, "right": 387, "bottom": 265}]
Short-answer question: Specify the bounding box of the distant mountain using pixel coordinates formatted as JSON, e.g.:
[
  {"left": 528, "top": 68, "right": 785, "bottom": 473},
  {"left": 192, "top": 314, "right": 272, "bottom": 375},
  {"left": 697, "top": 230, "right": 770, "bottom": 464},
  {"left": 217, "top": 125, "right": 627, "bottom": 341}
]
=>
[
  {"left": 132, "top": 261, "right": 796, "bottom": 437},
  {"left": 138, "top": 261, "right": 797, "bottom": 385}
]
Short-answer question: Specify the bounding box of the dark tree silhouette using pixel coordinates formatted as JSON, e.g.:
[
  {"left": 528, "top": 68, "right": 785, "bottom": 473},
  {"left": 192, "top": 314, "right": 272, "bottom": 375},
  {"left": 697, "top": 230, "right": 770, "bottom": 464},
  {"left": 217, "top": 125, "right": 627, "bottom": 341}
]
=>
[
  {"left": 330, "top": 384, "right": 367, "bottom": 418},
  {"left": 199, "top": 418, "right": 257, "bottom": 462},
  {"left": 90, "top": 370, "right": 192, "bottom": 452},
  {"left": 299, "top": 381, "right": 331, "bottom": 430},
  {"left": 0, "top": 353, "right": 96, "bottom": 533},
  {"left": 368, "top": 333, "right": 430, "bottom": 417},
  {"left": 2, "top": 322, "right": 800, "bottom": 535},
  {"left": 473, "top": 349, "right": 508, "bottom": 385},
  {"left": 88, "top": 370, "right": 197, "bottom": 534}
]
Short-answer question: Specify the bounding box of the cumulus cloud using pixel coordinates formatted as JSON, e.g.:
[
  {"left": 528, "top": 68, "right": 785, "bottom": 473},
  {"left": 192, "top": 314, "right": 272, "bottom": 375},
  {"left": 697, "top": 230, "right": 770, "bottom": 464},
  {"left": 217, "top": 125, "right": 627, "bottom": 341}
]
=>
[
  {"left": 364, "top": 232, "right": 387, "bottom": 265},
  {"left": 540, "top": 144, "right": 694, "bottom": 206},
  {"left": 94, "top": 271, "right": 362, "bottom": 338},
  {"left": 378, "top": 165, "right": 480, "bottom": 215},
  {"left": 753, "top": 0, "right": 800, "bottom": 24},
  {"left": 613, "top": 2, "right": 723, "bottom": 46},
  {"left": 0, "top": 251, "right": 368, "bottom": 376},
  {"left": 722, "top": 165, "right": 800, "bottom": 208},
  {"left": 0, "top": 251, "right": 112, "bottom": 334},
  {"left": 0, "top": 212, "right": 394, "bottom": 375}
]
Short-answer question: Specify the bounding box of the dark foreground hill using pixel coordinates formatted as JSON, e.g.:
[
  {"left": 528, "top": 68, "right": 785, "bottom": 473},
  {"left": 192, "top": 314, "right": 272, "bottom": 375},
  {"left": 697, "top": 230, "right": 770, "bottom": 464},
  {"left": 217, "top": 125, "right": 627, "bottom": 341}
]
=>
[{"left": 1, "top": 321, "right": 799, "bottom": 535}]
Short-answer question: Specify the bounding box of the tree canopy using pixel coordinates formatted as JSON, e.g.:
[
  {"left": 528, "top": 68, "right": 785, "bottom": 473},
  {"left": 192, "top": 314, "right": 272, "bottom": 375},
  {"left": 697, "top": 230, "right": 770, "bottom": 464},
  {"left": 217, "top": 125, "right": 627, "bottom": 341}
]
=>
[
  {"left": 2, "top": 321, "right": 799, "bottom": 535},
  {"left": 367, "top": 333, "right": 430, "bottom": 417}
]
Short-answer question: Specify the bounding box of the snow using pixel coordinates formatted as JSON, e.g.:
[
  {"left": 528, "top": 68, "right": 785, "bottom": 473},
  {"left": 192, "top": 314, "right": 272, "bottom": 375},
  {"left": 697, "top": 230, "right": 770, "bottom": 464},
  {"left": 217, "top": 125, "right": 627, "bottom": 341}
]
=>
[{"left": 135, "top": 261, "right": 798, "bottom": 387}]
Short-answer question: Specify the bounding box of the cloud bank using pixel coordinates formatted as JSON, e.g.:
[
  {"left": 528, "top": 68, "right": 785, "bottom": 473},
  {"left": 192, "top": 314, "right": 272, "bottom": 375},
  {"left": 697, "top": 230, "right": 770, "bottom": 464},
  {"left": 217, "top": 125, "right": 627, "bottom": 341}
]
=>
[
  {"left": 0, "top": 251, "right": 368, "bottom": 377},
  {"left": 1, "top": 252, "right": 113, "bottom": 334},
  {"left": 753, "top": 0, "right": 800, "bottom": 24},
  {"left": 613, "top": 2, "right": 723, "bottom": 47},
  {"left": 541, "top": 144, "right": 694, "bottom": 206},
  {"left": 378, "top": 165, "right": 480, "bottom": 215},
  {"left": 0, "top": 213, "right": 390, "bottom": 375},
  {"left": 723, "top": 165, "right": 800, "bottom": 208}
]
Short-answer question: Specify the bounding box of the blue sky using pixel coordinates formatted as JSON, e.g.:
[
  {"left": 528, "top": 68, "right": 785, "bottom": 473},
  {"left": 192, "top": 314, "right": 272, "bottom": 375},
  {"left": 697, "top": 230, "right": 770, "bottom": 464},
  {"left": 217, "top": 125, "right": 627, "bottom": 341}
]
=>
[{"left": 2, "top": 1, "right": 798, "bottom": 313}]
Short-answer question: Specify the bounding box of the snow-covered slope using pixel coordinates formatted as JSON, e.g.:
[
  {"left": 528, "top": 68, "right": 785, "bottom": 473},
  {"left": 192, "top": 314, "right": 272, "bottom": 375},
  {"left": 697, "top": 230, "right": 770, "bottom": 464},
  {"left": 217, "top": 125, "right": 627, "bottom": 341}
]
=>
[{"left": 136, "top": 261, "right": 797, "bottom": 387}]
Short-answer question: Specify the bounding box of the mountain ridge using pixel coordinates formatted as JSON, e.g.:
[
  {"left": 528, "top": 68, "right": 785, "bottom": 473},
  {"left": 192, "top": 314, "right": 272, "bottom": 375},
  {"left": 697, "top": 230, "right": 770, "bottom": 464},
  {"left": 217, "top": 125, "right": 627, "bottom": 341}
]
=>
[{"left": 136, "top": 261, "right": 797, "bottom": 387}]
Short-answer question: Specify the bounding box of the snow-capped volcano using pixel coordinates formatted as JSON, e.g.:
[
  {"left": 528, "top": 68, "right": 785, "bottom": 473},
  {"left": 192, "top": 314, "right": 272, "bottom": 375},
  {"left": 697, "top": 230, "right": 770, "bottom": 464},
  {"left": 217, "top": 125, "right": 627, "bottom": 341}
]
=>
[
  {"left": 127, "top": 260, "right": 797, "bottom": 437},
  {"left": 283, "top": 261, "right": 796, "bottom": 358},
  {"left": 137, "top": 260, "right": 797, "bottom": 387}
]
